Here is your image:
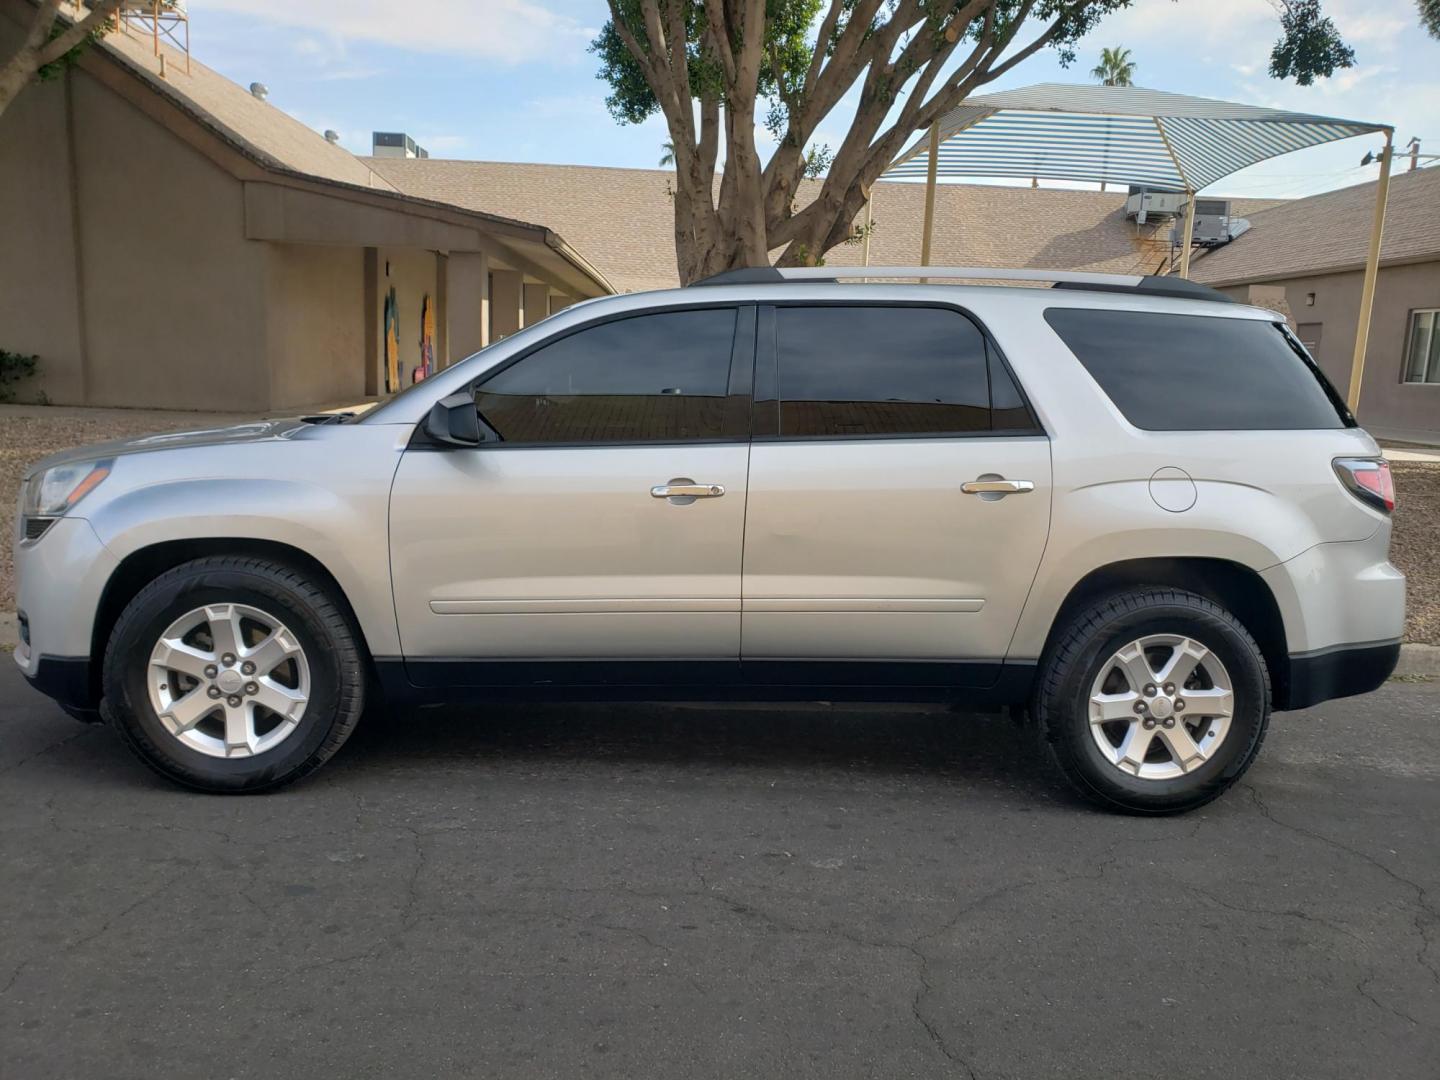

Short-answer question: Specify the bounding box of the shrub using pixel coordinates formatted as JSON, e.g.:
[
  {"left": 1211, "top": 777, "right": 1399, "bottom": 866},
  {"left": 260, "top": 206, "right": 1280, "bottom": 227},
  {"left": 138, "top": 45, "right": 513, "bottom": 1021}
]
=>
[{"left": 0, "top": 350, "right": 40, "bottom": 403}]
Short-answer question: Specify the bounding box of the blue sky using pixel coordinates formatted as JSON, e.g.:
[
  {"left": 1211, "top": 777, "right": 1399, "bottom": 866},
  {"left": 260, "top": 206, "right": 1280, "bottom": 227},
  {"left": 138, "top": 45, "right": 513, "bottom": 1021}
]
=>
[{"left": 194, "top": 0, "right": 1436, "bottom": 199}]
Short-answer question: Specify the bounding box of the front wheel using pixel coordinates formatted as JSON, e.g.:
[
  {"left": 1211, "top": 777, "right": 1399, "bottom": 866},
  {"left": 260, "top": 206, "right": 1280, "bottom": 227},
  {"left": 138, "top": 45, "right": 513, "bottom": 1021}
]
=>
[
  {"left": 102, "top": 556, "right": 367, "bottom": 793},
  {"left": 1034, "top": 588, "right": 1271, "bottom": 814}
]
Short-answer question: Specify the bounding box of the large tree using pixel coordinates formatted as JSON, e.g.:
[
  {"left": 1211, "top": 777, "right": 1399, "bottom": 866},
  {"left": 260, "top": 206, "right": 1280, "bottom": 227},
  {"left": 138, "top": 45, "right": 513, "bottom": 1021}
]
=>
[
  {"left": 594, "top": 0, "right": 1357, "bottom": 282},
  {"left": 0, "top": 0, "right": 122, "bottom": 120}
]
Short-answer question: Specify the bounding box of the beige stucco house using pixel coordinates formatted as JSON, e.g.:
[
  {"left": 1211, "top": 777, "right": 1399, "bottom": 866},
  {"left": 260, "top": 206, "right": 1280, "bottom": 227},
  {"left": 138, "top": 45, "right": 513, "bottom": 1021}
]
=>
[
  {"left": 365, "top": 156, "right": 1282, "bottom": 293},
  {"left": 1192, "top": 166, "right": 1440, "bottom": 442},
  {"left": 0, "top": 0, "right": 610, "bottom": 412}
]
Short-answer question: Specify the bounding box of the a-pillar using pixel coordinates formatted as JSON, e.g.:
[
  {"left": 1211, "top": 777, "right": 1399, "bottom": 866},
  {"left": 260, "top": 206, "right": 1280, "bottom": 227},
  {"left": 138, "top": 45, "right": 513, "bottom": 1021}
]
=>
[
  {"left": 523, "top": 282, "right": 550, "bottom": 327},
  {"left": 490, "top": 269, "right": 523, "bottom": 339},
  {"left": 447, "top": 251, "right": 489, "bottom": 363}
]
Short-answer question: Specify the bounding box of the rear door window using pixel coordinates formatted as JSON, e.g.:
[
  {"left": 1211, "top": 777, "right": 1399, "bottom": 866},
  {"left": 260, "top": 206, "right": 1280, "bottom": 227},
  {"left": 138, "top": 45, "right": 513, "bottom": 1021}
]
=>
[
  {"left": 772, "top": 305, "right": 1039, "bottom": 437},
  {"left": 1043, "top": 308, "right": 1348, "bottom": 431}
]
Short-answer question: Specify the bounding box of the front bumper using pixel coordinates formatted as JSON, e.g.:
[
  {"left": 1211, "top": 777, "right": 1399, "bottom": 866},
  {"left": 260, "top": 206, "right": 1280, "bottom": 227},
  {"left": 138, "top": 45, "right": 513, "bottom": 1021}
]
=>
[
  {"left": 1280, "top": 639, "right": 1401, "bottom": 711},
  {"left": 18, "top": 655, "right": 97, "bottom": 717},
  {"left": 12, "top": 517, "right": 117, "bottom": 715}
]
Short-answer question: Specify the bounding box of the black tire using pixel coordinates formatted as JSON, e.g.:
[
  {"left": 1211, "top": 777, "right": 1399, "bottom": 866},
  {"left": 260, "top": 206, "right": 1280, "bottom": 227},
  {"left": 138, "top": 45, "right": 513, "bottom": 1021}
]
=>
[
  {"left": 1034, "top": 587, "right": 1270, "bottom": 815},
  {"left": 101, "top": 556, "right": 367, "bottom": 793}
]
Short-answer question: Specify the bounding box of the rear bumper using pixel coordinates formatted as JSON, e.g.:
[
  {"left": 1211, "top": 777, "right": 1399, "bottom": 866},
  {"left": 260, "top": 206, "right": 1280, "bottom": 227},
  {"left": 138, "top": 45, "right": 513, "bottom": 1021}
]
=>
[{"left": 1279, "top": 639, "right": 1400, "bottom": 711}]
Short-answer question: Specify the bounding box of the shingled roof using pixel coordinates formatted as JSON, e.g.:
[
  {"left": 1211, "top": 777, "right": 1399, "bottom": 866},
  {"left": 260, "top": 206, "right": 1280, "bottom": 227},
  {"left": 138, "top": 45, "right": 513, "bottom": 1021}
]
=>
[
  {"left": 99, "top": 23, "right": 397, "bottom": 191},
  {"left": 365, "top": 157, "right": 1281, "bottom": 292},
  {"left": 1193, "top": 165, "right": 1440, "bottom": 286}
]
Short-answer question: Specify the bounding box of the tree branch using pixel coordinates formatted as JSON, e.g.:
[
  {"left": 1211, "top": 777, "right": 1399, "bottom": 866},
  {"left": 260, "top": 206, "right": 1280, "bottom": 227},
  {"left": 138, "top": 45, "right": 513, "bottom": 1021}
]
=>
[
  {"left": 36, "top": 0, "right": 123, "bottom": 67},
  {"left": 702, "top": 0, "right": 738, "bottom": 82}
]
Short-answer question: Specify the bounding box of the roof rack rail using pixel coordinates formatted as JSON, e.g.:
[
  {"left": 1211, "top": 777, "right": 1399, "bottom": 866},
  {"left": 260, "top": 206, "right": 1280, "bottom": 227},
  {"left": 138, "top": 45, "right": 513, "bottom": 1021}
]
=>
[{"left": 687, "top": 265, "right": 1234, "bottom": 303}]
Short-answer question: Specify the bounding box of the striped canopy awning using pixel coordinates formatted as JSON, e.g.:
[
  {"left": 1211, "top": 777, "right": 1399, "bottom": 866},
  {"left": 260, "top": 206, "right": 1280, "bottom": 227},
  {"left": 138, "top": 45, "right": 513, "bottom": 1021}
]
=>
[{"left": 884, "top": 84, "right": 1386, "bottom": 191}]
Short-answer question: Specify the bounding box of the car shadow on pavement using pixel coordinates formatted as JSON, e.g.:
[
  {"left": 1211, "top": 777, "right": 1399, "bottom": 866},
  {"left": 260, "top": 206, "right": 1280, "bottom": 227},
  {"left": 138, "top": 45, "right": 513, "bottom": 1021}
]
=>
[{"left": 335, "top": 699, "right": 1074, "bottom": 803}]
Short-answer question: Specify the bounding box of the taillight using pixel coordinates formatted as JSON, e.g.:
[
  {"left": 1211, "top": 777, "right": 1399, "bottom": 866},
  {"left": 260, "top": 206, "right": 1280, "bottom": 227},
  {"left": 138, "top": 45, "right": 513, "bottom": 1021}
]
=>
[{"left": 1333, "top": 457, "right": 1395, "bottom": 514}]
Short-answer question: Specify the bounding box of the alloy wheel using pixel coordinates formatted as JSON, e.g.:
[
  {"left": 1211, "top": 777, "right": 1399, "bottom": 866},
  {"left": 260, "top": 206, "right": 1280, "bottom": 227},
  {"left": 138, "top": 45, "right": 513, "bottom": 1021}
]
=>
[
  {"left": 147, "top": 603, "right": 311, "bottom": 758},
  {"left": 1087, "top": 633, "right": 1235, "bottom": 780}
]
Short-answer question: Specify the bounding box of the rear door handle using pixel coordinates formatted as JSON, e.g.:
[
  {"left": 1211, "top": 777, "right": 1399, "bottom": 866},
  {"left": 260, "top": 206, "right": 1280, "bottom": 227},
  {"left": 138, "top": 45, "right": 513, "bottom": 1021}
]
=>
[
  {"left": 651, "top": 480, "right": 725, "bottom": 499},
  {"left": 961, "top": 479, "right": 1035, "bottom": 495}
]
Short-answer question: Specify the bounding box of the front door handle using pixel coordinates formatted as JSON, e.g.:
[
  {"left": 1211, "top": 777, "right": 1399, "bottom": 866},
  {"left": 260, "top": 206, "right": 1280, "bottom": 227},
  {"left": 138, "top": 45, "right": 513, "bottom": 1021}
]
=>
[
  {"left": 651, "top": 479, "right": 725, "bottom": 500},
  {"left": 961, "top": 478, "right": 1035, "bottom": 495}
]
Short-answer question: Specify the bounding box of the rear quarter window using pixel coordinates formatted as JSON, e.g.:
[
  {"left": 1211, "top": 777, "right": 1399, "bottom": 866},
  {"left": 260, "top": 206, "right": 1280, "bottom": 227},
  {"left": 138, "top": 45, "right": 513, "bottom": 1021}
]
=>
[{"left": 1043, "top": 308, "right": 1350, "bottom": 431}]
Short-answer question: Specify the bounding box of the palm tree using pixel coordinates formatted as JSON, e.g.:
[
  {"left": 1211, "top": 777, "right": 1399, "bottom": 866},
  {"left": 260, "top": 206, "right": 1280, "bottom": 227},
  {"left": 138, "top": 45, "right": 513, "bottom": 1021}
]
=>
[
  {"left": 1091, "top": 46, "right": 1136, "bottom": 87},
  {"left": 659, "top": 140, "right": 675, "bottom": 168},
  {"left": 1091, "top": 47, "right": 1135, "bottom": 191}
]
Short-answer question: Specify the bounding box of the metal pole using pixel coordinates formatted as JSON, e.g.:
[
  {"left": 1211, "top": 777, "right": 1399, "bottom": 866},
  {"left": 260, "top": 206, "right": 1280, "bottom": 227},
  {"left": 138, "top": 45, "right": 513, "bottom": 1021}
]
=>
[
  {"left": 919, "top": 122, "right": 940, "bottom": 267},
  {"left": 861, "top": 191, "right": 874, "bottom": 267},
  {"left": 1178, "top": 191, "right": 1196, "bottom": 278},
  {"left": 1348, "top": 128, "right": 1394, "bottom": 414}
]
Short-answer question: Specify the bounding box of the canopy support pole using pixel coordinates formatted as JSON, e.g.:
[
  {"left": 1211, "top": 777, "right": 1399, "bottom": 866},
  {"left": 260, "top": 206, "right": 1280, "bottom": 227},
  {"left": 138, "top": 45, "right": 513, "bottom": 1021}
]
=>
[
  {"left": 920, "top": 122, "right": 940, "bottom": 267},
  {"left": 1347, "top": 128, "right": 1394, "bottom": 414},
  {"left": 1178, "top": 192, "right": 1196, "bottom": 278}
]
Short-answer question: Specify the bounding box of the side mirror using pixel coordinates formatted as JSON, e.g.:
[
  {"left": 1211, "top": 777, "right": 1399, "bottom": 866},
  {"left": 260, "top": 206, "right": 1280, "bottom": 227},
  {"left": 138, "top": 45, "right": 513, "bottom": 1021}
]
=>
[{"left": 424, "top": 392, "right": 491, "bottom": 447}]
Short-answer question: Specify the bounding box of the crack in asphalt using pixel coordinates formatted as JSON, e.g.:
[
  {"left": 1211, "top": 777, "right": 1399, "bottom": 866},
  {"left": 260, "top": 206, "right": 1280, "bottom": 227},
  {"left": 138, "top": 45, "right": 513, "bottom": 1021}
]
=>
[
  {"left": 1243, "top": 783, "right": 1440, "bottom": 990},
  {"left": 1185, "top": 882, "right": 1423, "bottom": 1027},
  {"left": 682, "top": 849, "right": 1128, "bottom": 1079},
  {"left": 0, "top": 725, "right": 102, "bottom": 776},
  {"left": 2, "top": 871, "right": 184, "bottom": 1001}
]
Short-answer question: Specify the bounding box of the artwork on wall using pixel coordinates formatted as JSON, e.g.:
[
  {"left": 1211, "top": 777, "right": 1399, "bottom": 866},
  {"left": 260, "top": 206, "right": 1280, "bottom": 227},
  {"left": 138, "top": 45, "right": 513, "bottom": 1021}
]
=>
[
  {"left": 384, "top": 287, "right": 401, "bottom": 393},
  {"left": 416, "top": 294, "right": 435, "bottom": 383}
]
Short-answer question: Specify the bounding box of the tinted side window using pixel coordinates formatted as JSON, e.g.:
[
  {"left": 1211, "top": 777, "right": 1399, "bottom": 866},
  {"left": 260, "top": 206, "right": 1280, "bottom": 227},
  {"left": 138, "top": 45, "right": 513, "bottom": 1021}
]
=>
[
  {"left": 1044, "top": 308, "right": 1347, "bottom": 431},
  {"left": 775, "top": 306, "right": 1029, "bottom": 437},
  {"left": 988, "top": 349, "right": 1033, "bottom": 432},
  {"left": 475, "top": 308, "right": 738, "bottom": 443}
]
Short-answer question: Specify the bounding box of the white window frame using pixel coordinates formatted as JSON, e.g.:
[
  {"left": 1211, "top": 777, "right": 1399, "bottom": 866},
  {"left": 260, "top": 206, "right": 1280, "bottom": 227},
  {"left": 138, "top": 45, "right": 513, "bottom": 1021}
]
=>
[{"left": 1403, "top": 308, "right": 1440, "bottom": 385}]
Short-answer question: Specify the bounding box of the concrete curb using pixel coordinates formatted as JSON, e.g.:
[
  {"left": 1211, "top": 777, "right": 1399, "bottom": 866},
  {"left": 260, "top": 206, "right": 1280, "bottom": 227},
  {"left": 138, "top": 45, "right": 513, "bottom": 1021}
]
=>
[
  {"left": 1395, "top": 643, "right": 1440, "bottom": 678},
  {"left": 0, "top": 611, "right": 1434, "bottom": 678}
]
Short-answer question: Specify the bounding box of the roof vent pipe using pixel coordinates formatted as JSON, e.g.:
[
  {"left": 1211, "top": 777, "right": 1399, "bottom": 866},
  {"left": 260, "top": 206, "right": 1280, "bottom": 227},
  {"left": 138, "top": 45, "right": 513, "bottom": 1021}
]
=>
[
  {"left": 249, "top": 82, "right": 268, "bottom": 100},
  {"left": 324, "top": 130, "right": 340, "bottom": 144}
]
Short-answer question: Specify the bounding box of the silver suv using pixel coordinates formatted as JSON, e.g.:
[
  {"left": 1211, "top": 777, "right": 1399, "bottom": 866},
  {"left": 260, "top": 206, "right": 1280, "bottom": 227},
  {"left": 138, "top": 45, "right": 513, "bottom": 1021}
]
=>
[{"left": 13, "top": 267, "right": 1404, "bottom": 812}]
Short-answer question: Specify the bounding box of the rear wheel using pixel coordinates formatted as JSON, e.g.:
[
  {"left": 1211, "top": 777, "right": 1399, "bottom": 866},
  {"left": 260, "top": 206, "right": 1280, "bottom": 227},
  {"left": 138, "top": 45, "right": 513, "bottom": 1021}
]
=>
[
  {"left": 102, "top": 556, "right": 366, "bottom": 793},
  {"left": 1034, "top": 588, "right": 1270, "bottom": 814}
]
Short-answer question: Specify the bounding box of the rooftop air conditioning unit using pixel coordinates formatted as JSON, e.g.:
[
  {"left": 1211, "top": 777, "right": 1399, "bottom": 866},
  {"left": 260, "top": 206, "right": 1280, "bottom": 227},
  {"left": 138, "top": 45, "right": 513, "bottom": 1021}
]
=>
[
  {"left": 1125, "top": 184, "right": 1187, "bottom": 225},
  {"left": 1186, "top": 199, "right": 1232, "bottom": 246},
  {"left": 372, "top": 132, "right": 430, "bottom": 159}
]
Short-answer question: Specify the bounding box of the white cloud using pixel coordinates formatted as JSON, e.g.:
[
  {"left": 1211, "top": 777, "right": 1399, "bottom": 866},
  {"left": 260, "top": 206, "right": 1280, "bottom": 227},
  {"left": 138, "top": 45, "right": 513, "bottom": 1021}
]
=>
[
  {"left": 1325, "top": 0, "right": 1409, "bottom": 50},
  {"left": 199, "top": 0, "right": 591, "bottom": 64}
]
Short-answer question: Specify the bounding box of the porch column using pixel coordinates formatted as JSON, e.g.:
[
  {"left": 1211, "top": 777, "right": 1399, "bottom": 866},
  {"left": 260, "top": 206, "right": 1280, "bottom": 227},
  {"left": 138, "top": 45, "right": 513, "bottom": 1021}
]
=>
[
  {"left": 490, "top": 269, "right": 523, "bottom": 339},
  {"left": 523, "top": 282, "right": 550, "bottom": 327},
  {"left": 447, "top": 251, "right": 490, "bottom": 362}
]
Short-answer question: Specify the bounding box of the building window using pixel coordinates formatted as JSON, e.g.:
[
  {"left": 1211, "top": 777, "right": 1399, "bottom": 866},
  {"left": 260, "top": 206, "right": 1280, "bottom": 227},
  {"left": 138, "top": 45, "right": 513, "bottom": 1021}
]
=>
[{"left": 1404, "top": 310, "right": 1440, "bottom": 384}]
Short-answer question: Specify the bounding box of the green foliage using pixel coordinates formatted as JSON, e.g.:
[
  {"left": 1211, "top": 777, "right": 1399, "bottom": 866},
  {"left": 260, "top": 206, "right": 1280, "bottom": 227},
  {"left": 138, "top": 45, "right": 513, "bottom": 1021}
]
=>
[
  {"left": 1420, "top": 0, "right": 1440, "bottom": 40},
  {"left": 803, "top": 144, "right": 833, "bottom": 178},
  {"left": 594, "top": 0, "right": 1362, "bottom": 134},
  {"left": 1269, "top": 0, "right": 1355, "bottom": 86},
  {"left": 1091, "top": 45, "right": 1135, "bottom": 86},
  {"left": 35, "top": 18, "right": 112, "bottom": 83},
  {"left": 0, "top": 350, "right": 40, "bottom": 403}
]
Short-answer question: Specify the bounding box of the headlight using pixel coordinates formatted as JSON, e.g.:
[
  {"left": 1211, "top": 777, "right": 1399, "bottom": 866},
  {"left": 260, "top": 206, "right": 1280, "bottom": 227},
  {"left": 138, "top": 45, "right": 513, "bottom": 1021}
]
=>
[{"left": 22, "top": 459, "right": 112, "bottom": 518}]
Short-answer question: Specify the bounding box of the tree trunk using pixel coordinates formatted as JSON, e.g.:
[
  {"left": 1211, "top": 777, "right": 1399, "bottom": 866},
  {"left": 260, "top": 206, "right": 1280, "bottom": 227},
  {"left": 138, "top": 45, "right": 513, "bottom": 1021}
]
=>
[{"left": 0, "top": 53, "right": 41, "bottom": 119}]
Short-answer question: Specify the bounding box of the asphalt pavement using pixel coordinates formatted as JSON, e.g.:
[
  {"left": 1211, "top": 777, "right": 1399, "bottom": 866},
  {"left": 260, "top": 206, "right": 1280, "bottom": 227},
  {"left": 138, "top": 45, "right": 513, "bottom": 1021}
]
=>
[{"left": 2, "top": 664, "right": 1437, "bottom": 1079}]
